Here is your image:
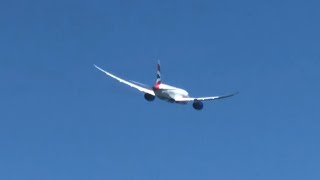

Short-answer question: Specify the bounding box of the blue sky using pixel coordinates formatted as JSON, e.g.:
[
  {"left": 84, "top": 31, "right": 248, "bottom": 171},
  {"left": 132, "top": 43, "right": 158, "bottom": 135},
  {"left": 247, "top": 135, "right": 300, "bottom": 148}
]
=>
[{"left": 1, "top": 0, "right": 319, "bottom": 179}]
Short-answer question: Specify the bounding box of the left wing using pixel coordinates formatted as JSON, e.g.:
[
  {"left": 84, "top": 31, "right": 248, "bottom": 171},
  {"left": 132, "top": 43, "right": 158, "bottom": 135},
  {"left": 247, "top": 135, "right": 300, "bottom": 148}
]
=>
[
  {"left": 175, "top": 92, "right": 238, "bottom": 102},
  {"left": 94, "top": 64, "right": 155, "bottom": 96}
]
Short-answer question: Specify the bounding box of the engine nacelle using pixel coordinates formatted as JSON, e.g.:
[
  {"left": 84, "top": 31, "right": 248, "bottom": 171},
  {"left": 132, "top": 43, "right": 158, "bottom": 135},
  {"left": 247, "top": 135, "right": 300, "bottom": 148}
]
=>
[
  {"left": 144, "top": 93, "right": 155, "bottom": 101},
  {"left": 192, "top": 100, "right": 203, "bottom": 110}
]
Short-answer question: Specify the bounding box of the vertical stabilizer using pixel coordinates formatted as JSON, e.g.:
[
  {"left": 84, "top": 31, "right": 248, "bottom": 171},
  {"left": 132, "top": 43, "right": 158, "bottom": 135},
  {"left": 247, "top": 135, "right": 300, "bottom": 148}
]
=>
[{"left": 154, "top": 61, "right": 161, "bottom": 89}]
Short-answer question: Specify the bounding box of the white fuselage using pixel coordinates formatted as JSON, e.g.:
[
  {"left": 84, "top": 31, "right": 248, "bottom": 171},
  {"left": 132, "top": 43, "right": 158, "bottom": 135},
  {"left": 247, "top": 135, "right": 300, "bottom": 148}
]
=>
[{"left": 154, "top": 83, "right": 189, "bottom": 104}]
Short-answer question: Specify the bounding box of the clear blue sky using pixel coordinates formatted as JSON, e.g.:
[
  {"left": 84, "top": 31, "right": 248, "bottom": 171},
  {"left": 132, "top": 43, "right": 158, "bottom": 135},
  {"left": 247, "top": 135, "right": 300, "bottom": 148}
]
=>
[{"left": 1, "top": 0, "right": 319, "bottom": 179}]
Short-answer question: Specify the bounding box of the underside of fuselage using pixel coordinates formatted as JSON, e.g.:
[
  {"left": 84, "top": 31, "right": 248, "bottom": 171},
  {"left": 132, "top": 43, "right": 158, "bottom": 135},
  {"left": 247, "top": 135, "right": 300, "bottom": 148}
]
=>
[
  {"left": 153, "top": 83, "right": 189, "bottom": 104},
  {"left": 156, "top": 95, "right": 188, "bottom": 104}
]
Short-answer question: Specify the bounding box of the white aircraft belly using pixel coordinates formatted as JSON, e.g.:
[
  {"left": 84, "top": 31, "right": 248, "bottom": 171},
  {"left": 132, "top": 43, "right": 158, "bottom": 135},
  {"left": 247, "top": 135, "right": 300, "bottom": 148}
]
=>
[
  {"left": 155, "top": 89, "right": 174, "bottom": 100},
  {"left": 155, "top": 89, "right": 189, "bottom": 104}
]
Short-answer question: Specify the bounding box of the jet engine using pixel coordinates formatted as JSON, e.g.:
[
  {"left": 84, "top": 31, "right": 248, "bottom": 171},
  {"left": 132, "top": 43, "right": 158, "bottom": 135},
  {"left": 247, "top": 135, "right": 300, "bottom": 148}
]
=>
[
  {"left": 144, "top": 93, "right": 155, "bottom": 101},
  {"left": 192, "top": 100, "right": 203, "bottom": 110}
]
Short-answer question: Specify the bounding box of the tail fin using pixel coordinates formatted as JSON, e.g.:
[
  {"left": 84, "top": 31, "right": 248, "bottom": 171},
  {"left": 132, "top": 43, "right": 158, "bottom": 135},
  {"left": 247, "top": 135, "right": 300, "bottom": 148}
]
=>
[{"left": 155, "top": 61, "right": 161, "bottom": 85}]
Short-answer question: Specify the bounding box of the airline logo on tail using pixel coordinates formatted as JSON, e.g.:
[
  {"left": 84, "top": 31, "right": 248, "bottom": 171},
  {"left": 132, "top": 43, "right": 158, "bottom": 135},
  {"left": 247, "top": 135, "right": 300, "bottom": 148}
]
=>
[{"left": 154, "top": 62, "right": 161, "bottom": 90}]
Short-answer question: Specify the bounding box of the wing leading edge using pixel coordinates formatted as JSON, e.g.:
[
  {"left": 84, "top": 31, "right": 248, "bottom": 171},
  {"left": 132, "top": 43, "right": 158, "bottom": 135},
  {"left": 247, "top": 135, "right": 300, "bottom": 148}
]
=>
[
  {"left": 94, "top": 65, "right": 155, "bottom": 96},
  {"left": 175, "top": 92, "right": 238, "bottom": 102}
]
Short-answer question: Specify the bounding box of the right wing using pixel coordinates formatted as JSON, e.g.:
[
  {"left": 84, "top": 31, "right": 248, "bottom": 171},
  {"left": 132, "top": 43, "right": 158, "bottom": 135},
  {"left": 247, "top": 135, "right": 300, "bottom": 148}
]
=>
[
  {"left": 175, "top": 92, "right": 238, "bottom": 102},
  {"left": 94, "top": 64, "right": 155, "bottom": 96}
]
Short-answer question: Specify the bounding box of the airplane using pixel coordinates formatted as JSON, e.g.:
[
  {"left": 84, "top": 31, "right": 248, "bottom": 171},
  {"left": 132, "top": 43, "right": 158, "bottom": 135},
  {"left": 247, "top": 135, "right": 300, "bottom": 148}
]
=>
[{"left": 94, "top": 62, "right": 237, "bottom": 110}]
